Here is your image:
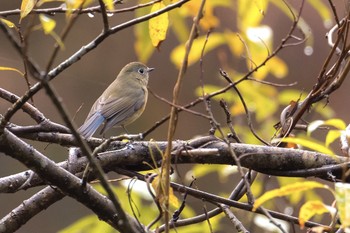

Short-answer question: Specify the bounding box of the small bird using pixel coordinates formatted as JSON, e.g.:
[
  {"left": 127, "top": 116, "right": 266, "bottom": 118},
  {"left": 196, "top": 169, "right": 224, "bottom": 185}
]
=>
[{"left": 78, "top": 62, "right": 154, "bottom": 138}]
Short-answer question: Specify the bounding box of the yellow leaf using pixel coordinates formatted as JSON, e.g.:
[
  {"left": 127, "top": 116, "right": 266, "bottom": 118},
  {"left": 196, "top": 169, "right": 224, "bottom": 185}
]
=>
[
  {"left": 0, "top": 67, "right": 24, "bottom": 76},
  {"left": 65, "top": 0, "right": 94, "bottom": 17},
  {"left": 307, "top": 0, "right": 332, "bottom": 28},
  {"left": 278, "top": 90, "right": 306, "bottom": 105},
  {"left": 335, "top": 182, "right": 350, "bottom": 228},
  {"left": 299, "top": 200, "right": 332, "bottom": 229},
  {"left": 59, "top": 215, "right": 113, "bottom": 233},
  {"left": 151, "top": 175, "right": 179, "bottom": 208},
  {"left": 253, "top": 181, "right": 330, "bottom": 211},
  {"left": 307, "top": 120, "right": 325, "bottom": 136},
  {"left": 37, "top": 0, "right": 62, "bottom": 6},
  {"left": 134, "top": 5, "right": 154, "bottom": 62},
  {"left": 238, "top": 0, "right": 268, "bottom": 30},
  {"left": 149, "top": 2, "right": 169, "bottom": 48},
  {"left": 65, "top": 0, "right": 94, "bottom": 9},
  {"left": 169, "top": 10, "right": 189, "bottom": 43},
  {"left": 191, "top": 164, "right": 228, "bottom": 179},
  {"left": 168, "top": 186, "right": 179, "bottom": 207},
  {"left": 245, "top": 25, "right": 289, "bottom": 80},
  {"left": 308, "top": 119, "right": 346, "bottom": 136},
  {"left": 194, "top": 84, "right": 223, "bottom": 100},
  {"left": 37, "top": 14, "right": 64, "bottom": 49},
  {"left": 324, "top": 119, "right": 346, "bottom": 130},
  {"left": 49, "top": 30, "right": 65, "bottom": 49},
  {"left": 314, "top": 102, "right": 335, "bottom": 118},
  {"left": 102, "top": 0, "right": 114, "bottom": 11},
  {"left": 275, "top": 137, "right": 334, "bottom": 155},
  {"left": 270, "top": 0, "right": 313, "bottom": 50},
  {"left": 325, "top": 130, "right": 341, "bottom": 147},
  {"left": 0, "top": 18, "right": 16, "bottom": 28},
  {"left": 182, "top": 1, "right": 219, "bottom": 30},
  {"left": 268, "top": 56, "right": 288, "bottom": 79},
  {"left": 307, "top": 119, "right": 345, "bottom": 146},
  {"left": 171, "top": 33, "right": 226, "bottom": 68},
  {"left": 224, "top": 30, "right": 244, "bottom": 57},
  {"left": 39, "top": 14, "right": 56, "bottom": 34},
  {"left": 220, "top": 75, "right": 278, "bottom": 121},
  {"left": 20, "top": 0, "right": 36, "bottom": 22}
]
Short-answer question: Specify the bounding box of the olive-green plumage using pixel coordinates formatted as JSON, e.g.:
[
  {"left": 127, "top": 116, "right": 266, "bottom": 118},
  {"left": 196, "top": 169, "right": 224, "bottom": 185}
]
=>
[{"left": 78, "top": 62, "right": 154, "bottom": 138}]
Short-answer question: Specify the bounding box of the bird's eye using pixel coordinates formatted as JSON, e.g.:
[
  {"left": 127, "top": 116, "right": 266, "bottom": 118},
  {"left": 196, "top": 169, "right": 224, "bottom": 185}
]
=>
[{"left": 138, "top": 68, "right": 145, "bottom": 74}]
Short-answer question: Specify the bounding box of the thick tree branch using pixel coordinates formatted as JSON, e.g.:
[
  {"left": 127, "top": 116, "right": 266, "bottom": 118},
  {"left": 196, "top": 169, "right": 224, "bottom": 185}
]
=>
[
  {"left": 0, "top": 128, "right": 143, "bottom": 232},
  {"left": 0, "top": 186, "right": 65, "bottom": 233},
  {"left": 0, "top": 135, "right": 348, "bottom": 195}
]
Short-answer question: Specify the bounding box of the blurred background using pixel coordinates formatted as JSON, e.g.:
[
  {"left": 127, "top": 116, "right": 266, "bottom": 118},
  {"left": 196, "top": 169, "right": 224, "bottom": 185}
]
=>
[{"left": 0, "top": 0, "right": 349, "bottom": 232}]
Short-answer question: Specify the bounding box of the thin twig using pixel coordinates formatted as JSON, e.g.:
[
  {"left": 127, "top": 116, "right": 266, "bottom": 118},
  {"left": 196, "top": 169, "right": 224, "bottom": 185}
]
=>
[
  {"left": 97, "top": 0, "right": 110, "bottom": 32},
  {"left": 45, "top": 3, "right": 84, "bottom": 72},
  {"left": 0, "top": 0, "right": 161, "bottom": 17},
  {"left": 161, "top": 0, "right": 206, "bottom": 231},
  {"left": 115, "top": 169, "right": 331, "bottom": 232},
  {"left": 219, "top": 69, "right": 269, "bottom": 145}
]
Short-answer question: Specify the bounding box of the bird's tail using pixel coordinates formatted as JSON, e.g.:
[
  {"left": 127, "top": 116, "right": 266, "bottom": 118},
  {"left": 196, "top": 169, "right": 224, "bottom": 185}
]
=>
[{"left": 78, "top": 113, "right": 105, "bottom": 138}]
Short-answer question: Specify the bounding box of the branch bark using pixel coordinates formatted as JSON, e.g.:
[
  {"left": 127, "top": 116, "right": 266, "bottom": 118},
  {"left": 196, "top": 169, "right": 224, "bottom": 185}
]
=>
[
  {"left": 0, "top": 129, "right": 143, "bottom": 232},
  {"left": 0, "top": 135, "right": 348, "bottom": 195}
]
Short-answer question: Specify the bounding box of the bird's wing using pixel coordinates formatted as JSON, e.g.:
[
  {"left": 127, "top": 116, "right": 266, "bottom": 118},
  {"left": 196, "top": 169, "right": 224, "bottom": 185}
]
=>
[
  {"left": 78, "top": 111, "right": 105, "bottom": 138},
  {"left": 98, "top": 88, "right": 146, "bottom": 133}
]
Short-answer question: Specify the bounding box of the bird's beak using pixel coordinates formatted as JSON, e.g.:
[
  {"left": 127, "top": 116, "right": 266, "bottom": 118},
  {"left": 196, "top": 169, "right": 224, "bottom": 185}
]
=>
[{"left": 147, "top": 67, "right": 155, "bottom": 73}]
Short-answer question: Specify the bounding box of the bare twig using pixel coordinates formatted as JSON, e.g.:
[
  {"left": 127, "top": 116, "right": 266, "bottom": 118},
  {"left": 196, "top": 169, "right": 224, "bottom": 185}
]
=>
[
  {"left": 0, "top": 0, "right": 161, "bottom": 17},
  {"left": 161, "top": 0, "right": 206, "bottom": 231},
  {"left": 115, "top": 169, "right": 331, "bottom": 232}
]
